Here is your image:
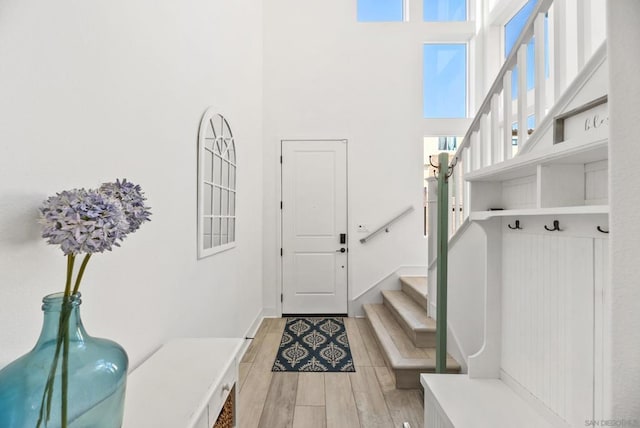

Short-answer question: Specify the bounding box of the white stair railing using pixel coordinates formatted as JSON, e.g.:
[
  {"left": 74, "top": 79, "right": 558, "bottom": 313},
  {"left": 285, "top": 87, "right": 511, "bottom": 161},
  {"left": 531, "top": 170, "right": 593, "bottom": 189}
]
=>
[{"left": 438, "top": 0, "right": 605, "bottom": 239}]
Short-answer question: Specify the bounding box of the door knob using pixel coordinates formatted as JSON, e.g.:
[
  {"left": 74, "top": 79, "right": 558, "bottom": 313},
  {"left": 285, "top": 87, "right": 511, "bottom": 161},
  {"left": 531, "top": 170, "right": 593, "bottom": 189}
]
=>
[{"left": 336, "top": 248, "right": 346, "bottom": 253}]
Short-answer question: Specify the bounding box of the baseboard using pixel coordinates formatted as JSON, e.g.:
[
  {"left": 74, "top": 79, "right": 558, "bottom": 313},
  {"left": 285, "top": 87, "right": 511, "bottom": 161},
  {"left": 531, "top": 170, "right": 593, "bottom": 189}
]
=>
[
  {"left": 237, "top": 308, "right": 265, "bottom": 362},
  {"left": 262, "top": 306, "right": 279, "bottom": 317},
  {"left": 500, "top": 370, "right": 569, "bottom": 428},
  {"left": 350, "top": 265, "right": 427, "bottom": 317}
]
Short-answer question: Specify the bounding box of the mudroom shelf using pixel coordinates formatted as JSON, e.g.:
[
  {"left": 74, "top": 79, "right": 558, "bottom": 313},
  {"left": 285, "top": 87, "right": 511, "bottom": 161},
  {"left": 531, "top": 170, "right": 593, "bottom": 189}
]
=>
[{"left": 470, "top": 205, "right": 609, "bottom": 221}]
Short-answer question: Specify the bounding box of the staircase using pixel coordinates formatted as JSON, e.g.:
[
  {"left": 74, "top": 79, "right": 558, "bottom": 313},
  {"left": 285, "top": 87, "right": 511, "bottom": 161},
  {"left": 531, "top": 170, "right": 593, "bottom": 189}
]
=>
[{"left": 363, "top": 276, "right": 460, "bottom": 389}]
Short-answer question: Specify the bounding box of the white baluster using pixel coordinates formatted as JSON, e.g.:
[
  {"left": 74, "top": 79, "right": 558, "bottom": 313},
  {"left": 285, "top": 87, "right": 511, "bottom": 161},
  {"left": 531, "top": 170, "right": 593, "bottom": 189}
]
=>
[
  {"left": 480, "top": 114, "right": 490, "bottom": 167},
  {"left": 503, "top": 71, "right": 513, "bottom": 161},
  {"left": 455, "top": 153, "right": 463, "bottom": 228},
  {"left": 517, "top": 44, "right": 528, "bottom": 148},
  {"left": 448, "top": 169, "right": 454, "bottom": 238},
  {"left": 547, "top": 3, "right": 556, "bottom": 103},
  {"left": 471, "top": 131, "right": 481, "bottom": 171},
  {"left": 534, "top": 13, "right": 547, "bottom": 126},
  {"left": 463, "top": 146, "right": 470, "bottom": 221},
  {"left": 426, "top": 177, "right": 438, "bottom": 266},
  {"left": 490, "top": 94, "right": 500, "bottom": 165},
  {"left": 576, "top": 0, "right": 592, "bottom": 69}
]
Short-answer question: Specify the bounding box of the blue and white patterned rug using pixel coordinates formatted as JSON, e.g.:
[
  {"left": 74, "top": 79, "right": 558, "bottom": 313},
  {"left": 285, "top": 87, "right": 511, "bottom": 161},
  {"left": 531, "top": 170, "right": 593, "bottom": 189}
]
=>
[{"left": 272, "top": 317, "right": 356, "bottom": 372}]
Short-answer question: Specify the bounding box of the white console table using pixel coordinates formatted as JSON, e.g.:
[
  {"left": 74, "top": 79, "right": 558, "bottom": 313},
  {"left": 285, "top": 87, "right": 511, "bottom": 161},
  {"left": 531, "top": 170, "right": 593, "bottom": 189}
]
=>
[{"left": 123, "top": 338, "right": 243, "bottom": 428}]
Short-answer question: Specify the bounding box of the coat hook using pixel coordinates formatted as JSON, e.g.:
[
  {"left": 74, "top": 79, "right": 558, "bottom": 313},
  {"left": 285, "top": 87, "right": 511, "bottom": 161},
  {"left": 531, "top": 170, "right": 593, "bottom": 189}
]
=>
[
  {"left": 544, "top": 220, "right": 561, "bottom": 232},
  {"left": 507, "top": 220, "right": 522, "bottom": 230},
  {"left": 445, "top": 156, "right": 459, "bottom": 179},
  {"left": 597, "top": 226, "right": 609, "bottom": 234},
  {"left": 428, "top": 155, "right": 439, "bottom": 168}
]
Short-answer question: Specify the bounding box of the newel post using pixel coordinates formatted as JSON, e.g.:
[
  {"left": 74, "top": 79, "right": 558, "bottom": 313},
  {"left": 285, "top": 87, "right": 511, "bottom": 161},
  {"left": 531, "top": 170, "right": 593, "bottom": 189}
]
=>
[{"left": 435, "top": 152, "right": 450, "bottom": 374}]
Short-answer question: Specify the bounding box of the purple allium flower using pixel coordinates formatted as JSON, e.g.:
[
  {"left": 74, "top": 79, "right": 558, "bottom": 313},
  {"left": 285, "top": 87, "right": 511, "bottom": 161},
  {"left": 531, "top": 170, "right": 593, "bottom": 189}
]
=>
[
  {"left": 99, "top": 179, "right": 151, "bottom": 234},
  {"left": 39, "top": 189, "right": 129, "bottom": 255}
]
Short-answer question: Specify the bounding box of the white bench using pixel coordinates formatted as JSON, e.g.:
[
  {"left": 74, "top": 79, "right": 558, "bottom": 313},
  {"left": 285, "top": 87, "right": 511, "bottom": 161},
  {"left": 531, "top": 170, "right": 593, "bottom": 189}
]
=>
[
  {"left": 421, "top": 374, "right": 557, "bottom": 428},
  {"left": 123, "top": 338, "right": 243, "bottom": 428}
]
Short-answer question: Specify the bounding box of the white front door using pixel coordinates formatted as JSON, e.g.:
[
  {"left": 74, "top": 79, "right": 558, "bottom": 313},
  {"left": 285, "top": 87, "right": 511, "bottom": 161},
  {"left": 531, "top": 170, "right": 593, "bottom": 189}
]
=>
[{"left": 281, "top": 140, "right": 348, "bottom": 314}]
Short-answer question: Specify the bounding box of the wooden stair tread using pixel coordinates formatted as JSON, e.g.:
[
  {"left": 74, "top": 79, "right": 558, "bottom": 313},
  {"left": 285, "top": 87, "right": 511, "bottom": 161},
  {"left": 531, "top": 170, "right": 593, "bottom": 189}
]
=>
[
  {"left": 382, "top": 290, "right": 435, "bottom": 333},
  {"left": 400, "top": 276, "right": 428, "bottom": 310},
  {"left": 363, "top": 303, "right": 459, "bottom": 371},
  {"left": 400, "top": 276, "right": 428, "bottom": 295}
]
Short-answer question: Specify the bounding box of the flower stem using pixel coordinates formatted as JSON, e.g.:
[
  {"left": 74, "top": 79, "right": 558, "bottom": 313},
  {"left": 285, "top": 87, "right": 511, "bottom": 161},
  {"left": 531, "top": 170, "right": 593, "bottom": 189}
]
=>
[
  {"left": 36, "top": 301, "right": 72, "bottom": 427},
  {"left": 61, "top": 313, "right": 69, "bottom": 428},
  {"left": 36, "top": 255, "right": 75, "bottom": 428},
  {"left": 72, "top": 254, "right": 91, "bottom": 295},
  {"left": 64, "top": 254, "right": 75, "bottom": 297},
  {"left": 60, "top": 254, "right": 74, "bottom": 428}
]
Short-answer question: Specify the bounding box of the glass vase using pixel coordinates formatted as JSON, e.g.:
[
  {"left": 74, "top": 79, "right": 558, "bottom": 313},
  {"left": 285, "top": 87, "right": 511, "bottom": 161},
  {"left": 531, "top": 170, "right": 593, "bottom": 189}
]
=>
[{"left": 0, "top": 293, "right": 128, "bottom": 428}]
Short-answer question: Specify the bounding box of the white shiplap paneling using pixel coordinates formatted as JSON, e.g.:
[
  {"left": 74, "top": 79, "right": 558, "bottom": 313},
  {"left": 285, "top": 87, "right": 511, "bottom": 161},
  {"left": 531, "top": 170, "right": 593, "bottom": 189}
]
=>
[
  {"left": 593, "top": 237, "right": 609, "bottom": 419},
  {"left": 424, "top": 387, "right": 455, "bottom": 428},
  {"left": 502, "top": 175, "right": 536, "bottom": 209},
  {"left": 585, "top": 160, "right": 608, "bottom": 205},
  {"left": 501, "top": 231, "right": 595, "bottom": 426}
]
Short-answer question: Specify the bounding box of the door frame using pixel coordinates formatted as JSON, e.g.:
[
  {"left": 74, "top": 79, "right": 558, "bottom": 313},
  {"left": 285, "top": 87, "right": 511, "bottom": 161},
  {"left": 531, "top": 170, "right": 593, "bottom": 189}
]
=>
[{"left": 278, "top": 139, "right": 350, "bottom": 316}]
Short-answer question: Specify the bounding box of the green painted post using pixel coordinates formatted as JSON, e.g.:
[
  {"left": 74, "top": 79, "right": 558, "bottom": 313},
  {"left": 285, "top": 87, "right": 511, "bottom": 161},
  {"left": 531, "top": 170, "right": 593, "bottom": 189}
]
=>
[{"left": 435, "top": 152, "right": 450, "bottom": 374}]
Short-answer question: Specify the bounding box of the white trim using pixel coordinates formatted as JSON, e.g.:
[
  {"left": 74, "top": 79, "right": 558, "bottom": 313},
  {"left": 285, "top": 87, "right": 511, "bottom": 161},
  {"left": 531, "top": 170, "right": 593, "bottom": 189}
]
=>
[
  {"left": 466, "top": 137, "right": 608, "bottom": 182},
  {"left": 350, "top": 265, "right": 427, "bottom": 317},
  {"left": 489, "top": 0, "right": 531, "bottom": 26},
  {"left": 428, "top": 218, "right": 472, "bottom": 271},
  {"left": 202, "top": 242, "right": 236, "bottom": 257},
  {"left": 518, "top": 42, "right": 607, "bottom": 155},
  {"left": 278, "top": 139, "right": 350, "bottom": 316},
  {"left": 236, "top": 308, "right": 264, "bottom": 363},
  {"left": 500, "top": 370, "right": 571, "bottom": 427}
]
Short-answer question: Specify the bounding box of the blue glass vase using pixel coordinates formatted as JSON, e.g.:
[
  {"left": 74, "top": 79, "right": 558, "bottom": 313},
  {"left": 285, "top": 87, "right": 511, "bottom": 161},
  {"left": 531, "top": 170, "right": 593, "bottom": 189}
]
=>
[{"left": 0, "top": 293, "right": 128, "bottom": 428}]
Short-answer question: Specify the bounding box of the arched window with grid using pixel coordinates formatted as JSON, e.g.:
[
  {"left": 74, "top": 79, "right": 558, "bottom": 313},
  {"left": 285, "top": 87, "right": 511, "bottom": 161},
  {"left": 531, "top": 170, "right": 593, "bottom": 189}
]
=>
[{"left": 198, "top": 109, "right": 237, "bottom": 257}]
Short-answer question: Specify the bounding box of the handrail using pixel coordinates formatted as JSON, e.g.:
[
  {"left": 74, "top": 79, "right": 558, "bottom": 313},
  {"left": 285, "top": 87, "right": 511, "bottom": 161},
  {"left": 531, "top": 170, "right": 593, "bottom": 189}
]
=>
[
  {"left": 451, "top": 0, "right": 554, "bottom": 165},
  {"left": 359, "top": 206, "right": 414, "bottom": 244}
]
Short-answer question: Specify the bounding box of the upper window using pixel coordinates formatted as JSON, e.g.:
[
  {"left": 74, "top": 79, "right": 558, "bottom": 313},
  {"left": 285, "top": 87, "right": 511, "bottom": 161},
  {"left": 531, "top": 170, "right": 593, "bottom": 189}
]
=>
[
  {"left": 423, "top": 44, "right": 467, "bottom": 118},
  {"left": 504, "top": 0, "right": 538, "bottom": 57},
  {"left": 198, "top": 109, "right": 237, "bottom": 258},
  {"left": 504, "top": 0, "right": 548, "bottom": 99},
  {"left": 357, "top": 0, "right": 404, "bottom": 22},
  {"left": 424, "top": 0, "right": 467, "bottom": 21}
]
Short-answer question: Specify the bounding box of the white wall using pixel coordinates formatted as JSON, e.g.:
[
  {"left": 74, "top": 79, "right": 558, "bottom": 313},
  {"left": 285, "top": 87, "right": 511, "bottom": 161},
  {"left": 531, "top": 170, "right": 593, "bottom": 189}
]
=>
[
  {"left": 262, "top": 0, "right": 431, "bottom": 314},
  {"left": 606, "top": 0, "right": 640, "bottom": 418},
  {"left": 0, "top": 0, "right": 263, "bottom": 369},
  {"left": 445, "top": 223, "right": 486, "bottom": 360}
]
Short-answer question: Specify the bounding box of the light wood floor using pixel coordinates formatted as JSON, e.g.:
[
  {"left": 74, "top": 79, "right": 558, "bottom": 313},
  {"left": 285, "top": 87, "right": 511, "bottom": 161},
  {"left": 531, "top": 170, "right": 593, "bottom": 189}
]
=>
[{"left": 237, "top": 317, "right": 424, "bottom": 428}]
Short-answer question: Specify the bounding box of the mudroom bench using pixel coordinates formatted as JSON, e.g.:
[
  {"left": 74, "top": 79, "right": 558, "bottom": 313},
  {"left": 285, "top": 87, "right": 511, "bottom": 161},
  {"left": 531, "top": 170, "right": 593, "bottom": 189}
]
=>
[{"left": 123, "top": 338, "right": 243, "bottom": 428}]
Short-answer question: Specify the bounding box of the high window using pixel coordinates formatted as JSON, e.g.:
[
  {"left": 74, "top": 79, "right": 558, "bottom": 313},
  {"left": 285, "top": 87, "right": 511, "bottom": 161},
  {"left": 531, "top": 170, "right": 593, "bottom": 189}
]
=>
[
  {"left": 505, "top": 0, "right": 549, "bottom": 99},
  {"left": 198, "top": 109, "right": 237, "bottom": 258},
  {"left": 423, "top": 44, "right": 467, "bottom": 118},
  {"left": 357, "top": 0, "right": 404, "bottom": 22},
  {"left": 424, "top": 0, "right": 466, "bottom": 21},
  {"left": 505, "top": 0, "right": 537, "bottom": 99}
]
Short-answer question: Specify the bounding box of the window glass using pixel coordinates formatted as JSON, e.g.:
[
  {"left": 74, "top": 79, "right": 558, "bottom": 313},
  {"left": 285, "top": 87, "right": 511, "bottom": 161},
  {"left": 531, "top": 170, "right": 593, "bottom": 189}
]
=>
[
  {"left": 424, "top": 0, "right": 466, "bottom": 21},
  {"left": 357, "top": 0, "right": 404, "bottom": 22},
  {"left": 423, "top": 44, "right": 467, "bottom": 118},
  {"left": 505, "top": 0, "right": 549, "bottom": 99},
  {"left": 505, "top": 0, "right": 537, "bottom": 57}
]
